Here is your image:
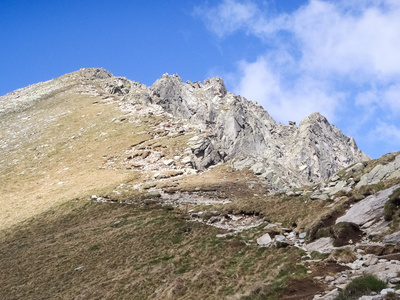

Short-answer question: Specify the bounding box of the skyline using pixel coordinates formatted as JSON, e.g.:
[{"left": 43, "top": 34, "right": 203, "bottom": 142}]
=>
[{"left": 1, "top": 0, "right": 400, "bottom": 159}]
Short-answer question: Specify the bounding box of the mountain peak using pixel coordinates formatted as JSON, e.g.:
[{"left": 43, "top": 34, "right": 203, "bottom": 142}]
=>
[{"left": 300, "top": 112, "right": 329, "bottom": 126}]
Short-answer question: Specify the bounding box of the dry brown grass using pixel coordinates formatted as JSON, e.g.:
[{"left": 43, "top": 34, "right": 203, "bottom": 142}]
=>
[
  {"left": 0, "top": 199, "right": 310, "bottom": 300},
  {"left": 328, "top": 248, "right": 357, "bottom": 263},
  {"left": 0, "top": 90, "right": 169, "bottom": 230},
  {"left": 154, "top": 163, "right": 334, "bottom": 233}
]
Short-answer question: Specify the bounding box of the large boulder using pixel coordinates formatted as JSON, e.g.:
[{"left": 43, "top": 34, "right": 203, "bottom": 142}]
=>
[{"left": 336, "top": 184, "right": 400, "bottom": 226}]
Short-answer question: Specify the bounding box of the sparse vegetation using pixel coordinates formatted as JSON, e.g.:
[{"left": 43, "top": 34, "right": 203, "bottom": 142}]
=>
[
  {"left": 328, "top": 247, "right": 357, "bottom": 263},
  {"left": 310, "top": 251, "right": 329, "bottom": 260},
  {"left": 0, "top": 199, "right": 315, "bottom": 300},
  {"left": 385, "top": 291, "right": 400, "bottom": 299},
  {"left": 332, "top": 222, "right": 362, "bottom": 247},
  {"left": 334, "top": 275, "right": 386, "bottom": 300},
  {"left": 384, "top": 188, "right": 400, "bottom": 221}
]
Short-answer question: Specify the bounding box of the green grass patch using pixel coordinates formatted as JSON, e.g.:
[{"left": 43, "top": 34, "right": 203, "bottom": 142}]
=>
[{"left": 334, "top": 275, "right": 386, "bottom": 300}]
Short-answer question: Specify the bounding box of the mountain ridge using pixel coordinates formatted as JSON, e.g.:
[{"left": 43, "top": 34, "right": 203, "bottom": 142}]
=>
[{"left": 0, "top": 68, "right": 370, "bottom": 191}]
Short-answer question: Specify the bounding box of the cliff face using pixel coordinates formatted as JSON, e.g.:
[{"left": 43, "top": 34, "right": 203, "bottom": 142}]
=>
[
  {"left": 0, "top": 68, "right": 369, "bottom": 190},
  {"left": 148, "top": 72, "right": 369, "bottom": 189}
]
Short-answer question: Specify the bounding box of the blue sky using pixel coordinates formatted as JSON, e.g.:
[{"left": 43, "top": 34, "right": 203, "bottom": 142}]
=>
[{"left": 1, "top": 0, "right": 399, "bottom": 159}]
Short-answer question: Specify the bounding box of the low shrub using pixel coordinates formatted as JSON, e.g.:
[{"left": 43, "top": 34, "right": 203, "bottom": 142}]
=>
[
  {"left": 390, "top": 188, "right": 400, "bottom": 203},
  {"left": 334, "top": 275, "right": 386, "bottom": 300},
  {"left": 384, "top": 201, "right": 396, "bottom": 221},
  {"left": 384, "top": 188, "right": 400, "bottom": 222},
  {"left": 332, "top": 222, "right": 362, "bottom": 247}
]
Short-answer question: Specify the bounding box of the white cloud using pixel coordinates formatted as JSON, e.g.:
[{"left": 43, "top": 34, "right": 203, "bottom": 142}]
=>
[
  {"left": 198, "top": 0, "right": 400, "bottom": 157},
  {"left": 292, "top": 0, "right": 400, "bottom": 79},
  {"left": 234, "top": 56, "right": 339, "bottom": 124},
  {"left": 355, "top": 85, "right": 400, "bottom": 115},
  {"left": 372, "top": 121, "right": 400, "bottom": 143},
  {"left": 355, "top": 90, "right": 379, "bottom": 107},
  {"left": 384, "top": 84, "right": 400, "bottom": 114},
  {"left": 194, "top": 0, "right": 259, "bottom": 37}
]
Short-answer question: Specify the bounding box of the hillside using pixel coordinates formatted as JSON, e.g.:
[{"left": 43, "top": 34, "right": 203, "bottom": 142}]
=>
[{"left": 1, "top": 68, "right": 399, "bottom": 300}]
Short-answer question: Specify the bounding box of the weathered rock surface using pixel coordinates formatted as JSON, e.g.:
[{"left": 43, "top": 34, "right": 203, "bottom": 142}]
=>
[
  {"left": 257, "top": 233, "right": 272, "bottom": 246},
  {"left": 357, "top": 154, "right": 400, "bottom": 188},
  {"left": 383, "top": 231, "right": 400, "bottom": 245},
  {"left": 0, "top": 68, "right": 370, "bottom": 190},
  {"left": 336, "top": 184, "right": 400, "bottom": 226},
  {"left": 149, "top": 74, "right": 370, "bottom": 189}
]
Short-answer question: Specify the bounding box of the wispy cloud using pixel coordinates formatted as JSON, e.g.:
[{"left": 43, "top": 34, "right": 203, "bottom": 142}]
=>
[
  {"left": 196, "top": 0, "right": 400, "bottom": 157},
  {"left": 372, "top": 121, "right": 400, "bottom": 142},
  {"left": 194, "top": 0, "right": 260, "bottom": 37},
  {"left": 233, "top": 56, "right": 340, "bottom": 123}
]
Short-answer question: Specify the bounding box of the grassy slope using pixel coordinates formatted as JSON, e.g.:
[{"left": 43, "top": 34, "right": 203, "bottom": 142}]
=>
[
  {"left": 0, "top": 199, "right": 315, "bottom": 300},
  {"left": 0, "top": 89, "right": 168, "bottom": 231}
]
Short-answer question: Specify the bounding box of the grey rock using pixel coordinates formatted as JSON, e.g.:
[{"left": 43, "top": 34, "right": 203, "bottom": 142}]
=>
[
  {"left": 336, "top": 184, "right": 400, "bottom": 226},
  {"left": 310, "top": 193, "right": 329, "bottom": 201},
  {"left": 330, "top": 175, "right": 340, "bottom": 181},
  {"left": 364, "top": 262, "right": 400, "bottom": 282},
  {"left": 181, "top": 156, "right": 192, "bottom": 165},
  {"left": 324, "top": 276, "right": 335, "bottom": 282},
  {"left": 326, "top": 181, "right": 350, "bottom": 196},
  {"left": 305, "top": 237, "right": 334, "bottom": 253},
  {"left": 149, "top": 74, "right": 370, "bottom": 189},
  {"left": 363, "top": 256, "right": 379, "bottom": 267},
  {"left": 299, "top": 232, "right": 307, "bottom": 239},
  {"left": 257, "top": 233, "right": 272, "bottom": 246},
  {"left": 233, "top": 158, "right": 254, "bottom": 170},
  {"left": 208, "top": 216, "right": 222, "bottom": 224},
  {"left": 264, "top": 224, "right": 278, "bottom": 230},
  {"left": 162, "top": 159, "right": 174, "bottom": 166},
  {"left": 389, "top": 278, "right": 400, "bottom": 284},
  {"left": 356, "top": 154, "right": 400, "bottom": 188},
  {"left": 250, "top": 162, "right": 266, "bottom": 175},
  {"left": 313, "top": 288, "right": 339, "bottom": 300},
  {"left": 351, "top": 162, "right": 366, "bottom": 173},
  {"left": 275, "top": 235, "right": 286, "bottom": 243},
  {"left": 383, "top": 231, "right": 400, "bottom": 244},
  {"left": 381, "top": 288, "right": 396, "bottom": 295}
]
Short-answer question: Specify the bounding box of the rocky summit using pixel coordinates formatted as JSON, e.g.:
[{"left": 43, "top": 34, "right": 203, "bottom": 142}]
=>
[{"left": 1, "top": 68, "right": 399, "bottom": 300}]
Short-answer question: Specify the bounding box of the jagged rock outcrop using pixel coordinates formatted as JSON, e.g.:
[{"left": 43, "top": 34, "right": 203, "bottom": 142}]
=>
[
  {"left": 356, "top": 154, "right": 400, "bottom": 188},
  {"left": 146, "top": 72, "right": 370, "bottom": 189},
  {"left": 0, "top": 68, "right": 370, "bottom": 190}
]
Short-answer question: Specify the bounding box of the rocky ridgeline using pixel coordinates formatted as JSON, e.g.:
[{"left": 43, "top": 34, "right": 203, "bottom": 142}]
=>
[
  {"left": 149, "top": 73, "right": 370, "bottom": 190},
  {"left": 1, "top": 68, "right": 368, "bottom": 190},
  {"left": 4, "top": 68, "right": 371, "bottom": 190}
]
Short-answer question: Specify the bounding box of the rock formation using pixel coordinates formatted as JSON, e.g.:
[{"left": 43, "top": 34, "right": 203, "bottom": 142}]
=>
[
  {"left": 148, "top": 73, "right": 370, "bottom": 189},
  {"left": 0, "top": 68, "right": 369, "bottom": 191}
]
